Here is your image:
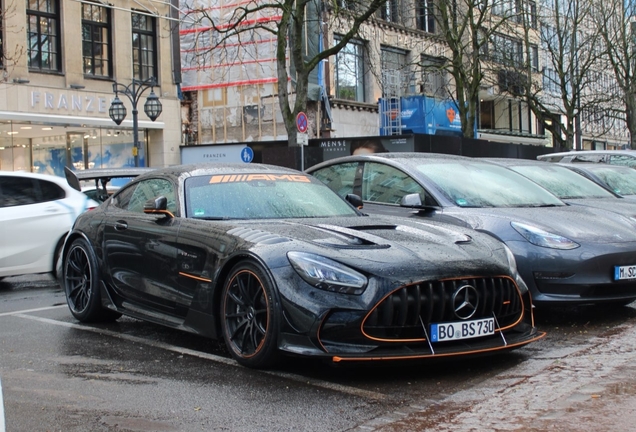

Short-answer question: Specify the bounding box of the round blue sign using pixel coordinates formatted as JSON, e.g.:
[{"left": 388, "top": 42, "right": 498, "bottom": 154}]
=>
[{"left": 241, "top": 146, "right": 254, "bottom": 163}]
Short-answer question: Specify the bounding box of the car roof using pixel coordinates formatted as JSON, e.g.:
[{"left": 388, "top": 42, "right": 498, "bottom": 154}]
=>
[
  {"left": 306, "top": 152, "right": 472, "bottom": 172},
  {"left": 559, "top": 162, "right": 636, "bottom": 172},
  {"left": 537, "top": 150, "right": 636, "bottom": 161},
  {"left": 146, "top": 162, "right": 310, "bottom": 178},
  {"left": 484, "top": 158, "right": 552, "bottom": 167},
  {"left": 0, "top": 170, "right": 71, "bottom": 186}
]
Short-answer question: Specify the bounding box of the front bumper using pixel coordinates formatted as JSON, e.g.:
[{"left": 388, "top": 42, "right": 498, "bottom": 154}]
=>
[
  {"left": 509, "top": 240, "right": 636, "bottom": 306},
  {"left": 272, "top": 267, "right": 544, "bottom": 362}
]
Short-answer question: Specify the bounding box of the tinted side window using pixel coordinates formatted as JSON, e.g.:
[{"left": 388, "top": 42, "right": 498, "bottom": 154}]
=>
[
  {"left": 111, "top": 183, "right": 137, "bottom": 209},
  {"left": 37, "top": 179, "right": 65, "bottom": 201},
  {"left": 363, "top": 162, "right": 431, "bottom": 205},
  {"left": 311, "top": 163, "right": 358, "bottom": 198},
  {"left": 128, "top": 179, "right": 177, "bottom": 214},
  {"left": 0, "top": 177, "right": 38, "bottom": 207}
]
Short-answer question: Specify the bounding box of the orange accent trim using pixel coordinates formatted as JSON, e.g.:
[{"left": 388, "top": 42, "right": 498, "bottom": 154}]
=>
[
  {"left": 330, "top": 332, "right": 547, "bottom": 363},
  {"left": 359, "top": 275, "right": 525, "bottom": 343},
  {"left": 208, "top": 174, "right": 312, "bottom": 184},
  {"left": 179, "top": 272, "right": 212, "bottom": 283},
  {"left": 146, "top": 209, "right": 175, "bottom": 218}
]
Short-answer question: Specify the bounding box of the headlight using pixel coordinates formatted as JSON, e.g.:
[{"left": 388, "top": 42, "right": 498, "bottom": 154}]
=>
[
  {"left": 287, "top": 251, "right": 368, "bottom": 295},
  {"left": 502, "top": 244, "right": 529, "bottom": 293},
  {"left": 511, "top": 222, "right": 580, "bottom": 250}
]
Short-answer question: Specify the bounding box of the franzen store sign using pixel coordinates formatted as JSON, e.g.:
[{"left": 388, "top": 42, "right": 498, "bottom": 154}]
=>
[
  {"left": 30, "top": 91, "right": 110, "bottom": 116},
  {"left": 0, "top": 89, "right": 165, "bottom": 128}
]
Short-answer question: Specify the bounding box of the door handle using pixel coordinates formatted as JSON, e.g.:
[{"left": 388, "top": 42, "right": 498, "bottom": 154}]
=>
[{"left": 114, "top": 221, "right": 128, "bottom": 231}]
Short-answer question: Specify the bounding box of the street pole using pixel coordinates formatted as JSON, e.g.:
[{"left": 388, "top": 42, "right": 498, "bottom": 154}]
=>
[{"left": 109, "top": 78, "right": 162, "bottom": 167}]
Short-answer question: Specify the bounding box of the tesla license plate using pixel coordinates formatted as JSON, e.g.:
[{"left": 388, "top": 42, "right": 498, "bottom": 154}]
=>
[
  {"left": 615, "top": 265, "right": 636, "bottom": 281},
  {"left": 430, "top": 318, "right": 495, "bottom": 342}
]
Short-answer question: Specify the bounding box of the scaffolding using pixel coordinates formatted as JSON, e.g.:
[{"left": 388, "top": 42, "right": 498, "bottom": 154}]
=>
[
  {"left": 380, "top": 70, "right": 402, "bottom": 136},
  {"left": 179, "top": 0, "right": 287, "bottom": 143}
]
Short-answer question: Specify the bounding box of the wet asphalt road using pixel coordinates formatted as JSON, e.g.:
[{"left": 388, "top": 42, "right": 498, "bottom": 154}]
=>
[{"left": 1, "top": 274, "right": 635, "bottom": 431}]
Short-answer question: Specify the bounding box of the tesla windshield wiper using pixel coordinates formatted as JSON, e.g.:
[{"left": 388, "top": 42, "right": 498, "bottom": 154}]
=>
[{"left": 194, "top": 216, "right": 231, "bottom": 220}]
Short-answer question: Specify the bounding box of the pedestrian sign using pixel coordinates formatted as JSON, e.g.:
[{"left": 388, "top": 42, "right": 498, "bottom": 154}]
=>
[{"left": 241, "top": 146, "right": 254, "bottom": 163}]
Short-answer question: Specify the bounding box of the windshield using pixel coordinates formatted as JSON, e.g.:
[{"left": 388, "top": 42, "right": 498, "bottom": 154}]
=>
[
  {"left": 511, "top": 165, "right": 615, "bottom": 199},
  {"left": 587, "top": 166, "right": 636, "bottom": 195},
  {"left": 415, "top": 161, "right": 564, "bottom": 208},
  {"left": 184, "top": 173, "right": 359, "bottom": 219}
]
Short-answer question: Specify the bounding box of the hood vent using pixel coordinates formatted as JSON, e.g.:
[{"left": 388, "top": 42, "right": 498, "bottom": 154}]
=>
[{"left": 226, "top": 227, "right": 290, "bottom": 245}]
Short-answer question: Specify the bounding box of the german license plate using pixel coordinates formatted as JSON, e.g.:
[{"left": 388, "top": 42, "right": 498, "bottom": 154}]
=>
[
  {"left": 615, "top": 265, "right": 636, "bottom": 281},
  {"left": 430, "top": 318, "right": 495, "bottom": 342}
]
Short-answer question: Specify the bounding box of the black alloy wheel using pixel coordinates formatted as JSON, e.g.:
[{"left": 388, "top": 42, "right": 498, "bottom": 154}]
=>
[
  {"left": 221, "top": 262, "right": 280, "bottom": 368},
  {"left": 64, "top": 238, "right": 121, "bottom": 322}
]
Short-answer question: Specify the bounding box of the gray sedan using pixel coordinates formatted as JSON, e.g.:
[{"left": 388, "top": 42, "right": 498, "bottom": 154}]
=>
[
  {"left": 485, "top": 158, "right": 636, "bottom": 215},
  {"left": 559, "top": 163, "right": 636, "bottom": 200},
  {"left": 307, "top": 153, "right": 636, "bottom": 307}
]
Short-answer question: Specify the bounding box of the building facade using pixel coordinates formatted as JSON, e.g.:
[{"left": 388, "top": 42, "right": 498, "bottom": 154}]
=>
[
  {"left": 179, "top": 0, "right": 630, "bottom": 150},
  {"left": 0, "top": 0, "right": 183, "bottom": 175}
]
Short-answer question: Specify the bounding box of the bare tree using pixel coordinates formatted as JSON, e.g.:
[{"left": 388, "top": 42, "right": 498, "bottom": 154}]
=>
[
  {"left": 181, "top": 0, "right": 386, "bottom": 146},
  {"left": 431, "top": 0, "right": 523, "bottom": 138},
  {"left": 595, "top": 0, "right": 636, "bottom": 148},
  {"left": 1, "top": 0, "right": 26, "bottom": 79},
  {"left": 515, "top": 0, "right": 608, "bottom": 149}
]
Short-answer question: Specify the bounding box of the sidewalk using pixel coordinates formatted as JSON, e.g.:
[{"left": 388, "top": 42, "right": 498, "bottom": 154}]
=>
[{"left": 350, "top": 321, "right": 636, "bottom": 432}]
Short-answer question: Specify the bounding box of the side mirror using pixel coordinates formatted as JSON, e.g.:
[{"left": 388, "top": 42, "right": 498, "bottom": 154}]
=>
[
  {"left": 400, "top": 193, "right": 422, "bottom": 207},
  {"left": 144, "top": 196, "right": 173, "bottom": 217},
  {"left": 345, "top": 193, "right": 363, "bottom": 209}
]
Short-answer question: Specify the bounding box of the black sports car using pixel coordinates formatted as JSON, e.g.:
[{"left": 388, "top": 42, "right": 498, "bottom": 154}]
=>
[{"left": 59, "top": 163, "right": 544, "bottom": 368}]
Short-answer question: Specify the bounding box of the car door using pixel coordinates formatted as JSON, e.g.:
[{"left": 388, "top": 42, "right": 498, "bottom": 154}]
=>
[
  {"left": 102, "top": 177, "right": 186, "bottom": 316},
  {"left": 0, "top": 176, "right": 71, "bottom": 276},
  {"left": 359, "top": 161, "right": 439, "bottom": 218}
]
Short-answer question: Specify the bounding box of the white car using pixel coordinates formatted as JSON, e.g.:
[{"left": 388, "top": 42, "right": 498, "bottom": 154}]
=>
[{"left": 0, "top": 171, "right": 98, "bottom": 279}]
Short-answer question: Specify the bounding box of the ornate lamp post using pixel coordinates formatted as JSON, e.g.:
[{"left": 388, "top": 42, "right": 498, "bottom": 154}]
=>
[{"left": 109, "top": 77, "right": 163, "bottom": 167}]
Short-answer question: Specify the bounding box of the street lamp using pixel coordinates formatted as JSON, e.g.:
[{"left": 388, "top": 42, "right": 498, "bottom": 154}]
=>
[{"left": 109, "top": 77, "right": 163, "bottom": 167}]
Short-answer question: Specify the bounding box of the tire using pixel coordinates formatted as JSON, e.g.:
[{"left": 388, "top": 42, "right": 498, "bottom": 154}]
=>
[
  {"left": 221, "top": 261, "right": 281, "bottom": 368},
  {"left": 64, "top": 238, "right": 121, "bottom": 322}
]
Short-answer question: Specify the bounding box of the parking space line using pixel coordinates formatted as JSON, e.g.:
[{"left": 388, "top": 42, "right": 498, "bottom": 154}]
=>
[
  {"left": 0, "top": 305, "right": 66, "bottom": 318},
  {"left": 0, "top": 377, "right": 5, "bottom": 432},
  {"left": 13, "top": 313, "right": 386, "bottom": 401}
]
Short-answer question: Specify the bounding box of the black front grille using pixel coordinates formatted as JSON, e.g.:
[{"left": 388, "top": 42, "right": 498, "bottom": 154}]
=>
[{"left": 363, "top": 277, "right": 523, "bottom": 341}]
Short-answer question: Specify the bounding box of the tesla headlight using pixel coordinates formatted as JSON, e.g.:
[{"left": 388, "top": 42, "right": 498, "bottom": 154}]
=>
[
  {"left": 503, "top": 244, "right": 518, "bottom": 272},
  {"left": 287, "top": 251, "right": 368, "bottom": 295},
  {"left": 502, "top": 244, "right": 529, "bottom": 293},
  {"left": 511, "top": 222, "right": 580, "bottom": 250}
]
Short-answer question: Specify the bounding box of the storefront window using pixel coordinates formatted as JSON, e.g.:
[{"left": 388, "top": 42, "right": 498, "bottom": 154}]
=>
[{"left": 0, "top": 122, "right": 147, "bottom": 175}]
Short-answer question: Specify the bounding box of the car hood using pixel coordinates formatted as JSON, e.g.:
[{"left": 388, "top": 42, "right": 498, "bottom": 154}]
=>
[
  {"left": 443, "top": 205, "right": 636, "bottom": 244},
  {"left": 565, "top": 198, "right": 636, "bottom": 218},
  {"left": 227, "top": 215, "right": 511, "bottom": 277}
]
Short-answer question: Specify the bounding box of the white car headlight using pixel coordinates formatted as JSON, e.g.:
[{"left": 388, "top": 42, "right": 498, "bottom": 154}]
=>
[
  {"left": 511, "top": 222, "right": 580, "bottom": 250},
  {"left": 287, "top": 251, "right": 368, "bottom": 295}
]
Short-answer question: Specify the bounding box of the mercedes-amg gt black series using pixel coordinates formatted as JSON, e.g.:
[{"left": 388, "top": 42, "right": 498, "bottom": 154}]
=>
[{"left": 59, "top": 163, "right": 544, "bottom": 368}]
